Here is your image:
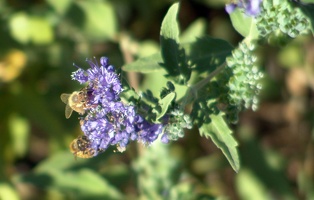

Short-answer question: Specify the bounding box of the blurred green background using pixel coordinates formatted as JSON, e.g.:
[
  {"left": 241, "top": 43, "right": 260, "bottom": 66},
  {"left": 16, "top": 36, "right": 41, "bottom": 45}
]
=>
[{"left": 1, "top": 0, "right": 314, "bottom": 199}]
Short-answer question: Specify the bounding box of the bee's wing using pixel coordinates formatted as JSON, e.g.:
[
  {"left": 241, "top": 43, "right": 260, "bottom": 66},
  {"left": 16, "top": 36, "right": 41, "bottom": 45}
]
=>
[
  {"left": 60, "top": 93, "right": 71, "bottom": 104},
  {"left": 65, "top": 104, "right": 73, "bottom": 119}
]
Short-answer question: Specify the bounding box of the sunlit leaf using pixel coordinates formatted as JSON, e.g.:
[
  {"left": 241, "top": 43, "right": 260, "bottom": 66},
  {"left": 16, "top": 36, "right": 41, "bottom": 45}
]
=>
[
  {"left": 9, "top": 13, "right": 54, "bottom": 45},
  {"left": 76, "top": 0, "right": 117, "bottom": 41},
  {"left": 8, "top": 114, "right": 29, "bottom": 157},
  {"left": 169, "top": 182, "right": 194, "bottom": 200},
  {"left": 229, "top": 9, "right": 259, "bottom": 40},
  {"left": 236, "top": 169, "right": 267, "bottom": 200},
  {"left": 160, "top": 3, "right": 180, "bottom": 43},
  {"left": 199, "top": 113, "right": 240, "bottom": 172},
  {"left": 29, "top": 16, "right": 54, "bottom": 44},
  {"left": 9, "top": 12, "right": 31, "bottom": 44},
  {"left": 0, "top": 183, "right": 19, "bottom": 200},
  {"left": 180, "top": 18, "right": 206, "bottom": 43},
  {"left": 137, "top": 40, "right": 160, "bottom": 57},
  {"left": 55, "top": 169, "right": 123, "bottom": 199},
  {"left": 155, "top": 92, "right": 175, "bottom": 121}
]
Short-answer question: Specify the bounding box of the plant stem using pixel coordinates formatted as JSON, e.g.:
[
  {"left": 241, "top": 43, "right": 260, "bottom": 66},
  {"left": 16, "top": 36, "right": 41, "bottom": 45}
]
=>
[{"left": 178, "top": 63, "right": 226, "bottom": 109}]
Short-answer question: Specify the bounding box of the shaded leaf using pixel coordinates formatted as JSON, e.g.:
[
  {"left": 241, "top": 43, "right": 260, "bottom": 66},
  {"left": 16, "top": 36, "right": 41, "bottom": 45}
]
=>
[
  {"left": 14, "top": 87, "right": 68, "bottom": 149},
  {"left": 240, "top": 136, "right": 296, "bottom": 198},
  {"left": 46, "top": 0, "right": 73, "bottom": 15},
  {"left": 300, "top": 0, "right": 314, "bottom": 2},
  {"left": 160, "top": 2, "right": 191, "bottom": 84},
  {"left": 293, "top": 1, "right": 314, "bottom": 34},
  {"left": 186, "top": 36, "right": 233, "bottom": 73},
  {"left": 199, "top": 113, "right": 240, "bottom": 172}
]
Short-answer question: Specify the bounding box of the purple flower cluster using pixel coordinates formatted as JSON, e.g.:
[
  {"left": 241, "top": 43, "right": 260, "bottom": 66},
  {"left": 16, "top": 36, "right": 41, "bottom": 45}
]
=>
[
  {"left": 225, "top": 0, "right": 262, "bottom": 17},
  {"left": 72, "top": 57, "right": 163, "bottom": 155}
]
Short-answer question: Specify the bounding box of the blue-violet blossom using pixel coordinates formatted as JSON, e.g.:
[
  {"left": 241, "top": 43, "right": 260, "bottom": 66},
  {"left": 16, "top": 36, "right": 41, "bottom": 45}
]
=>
[
  {"left": 225, "top": 0, "right": 262, "bottom": 17},
  {"left": 71, "top": 57, "right": 163, "bottom": 155}
]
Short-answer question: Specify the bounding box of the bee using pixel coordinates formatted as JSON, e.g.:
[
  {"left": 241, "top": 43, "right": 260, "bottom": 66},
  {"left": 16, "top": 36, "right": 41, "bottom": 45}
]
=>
[
  {"left": 60, "top": 88, "right": 88, "bottom": 119},
  {"left": 69, "top": 135, "right": 96, "bottom": 159}
]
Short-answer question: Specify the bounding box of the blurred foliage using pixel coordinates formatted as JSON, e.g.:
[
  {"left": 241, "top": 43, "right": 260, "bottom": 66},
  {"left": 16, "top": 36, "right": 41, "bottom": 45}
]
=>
[{"left": 0, "top": 0, "right": 314, "bottom": 200}]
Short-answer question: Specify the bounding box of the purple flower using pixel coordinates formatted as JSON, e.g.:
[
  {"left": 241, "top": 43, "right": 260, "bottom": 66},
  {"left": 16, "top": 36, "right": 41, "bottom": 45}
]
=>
[
  {"left": 246, "top": 0, "right": 262, "bottom": 16},
  {"left": 225, "top": 0, "right": 262, "bottom": 17},
  {"left": 225, "top": 3, "right": 237, "bottom": 14},
  {"left": 135, "top": 115, "right": 163, "bottom": 144},
  {"left": 71, "top": 57, "right": 164, "bottom": 155}
]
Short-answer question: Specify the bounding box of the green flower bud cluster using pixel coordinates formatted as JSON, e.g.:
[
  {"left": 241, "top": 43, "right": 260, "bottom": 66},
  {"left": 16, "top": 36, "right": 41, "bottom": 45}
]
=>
[
  {"left": 224, "top": 42, "right": 264, "bottom": 123},
  {"left": 257, "top": 0, "right": 310, "bottom": 38},
  {"left": 162, "top": 109, "right": 192, "bottom": 143}
]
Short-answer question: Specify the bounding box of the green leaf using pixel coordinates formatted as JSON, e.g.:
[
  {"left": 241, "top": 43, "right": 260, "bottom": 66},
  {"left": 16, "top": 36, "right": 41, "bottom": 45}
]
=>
[
  {"left": 9, "top": 12, "right": 31, "bottom": 44},
  {"left": 236, "top": 169, "right": 268, "bottom": 200},
  {"left": 137, "top": 40, "right": 160, "bottom": 57},
  {"left": 140, "top": 71, "right": 168, "bottom": 97},
  {"left": 240, "top": 136, "right": 296, "bottom": 198},
  {"left": 185, "top": 36, "right": 233, "bottom": 73},
  {"left": 122, "top": 53, "right": 163, "bottom": 73},
  {"left": 229, "top": 9, "right": 259, "bottom": 40},
  {"left": 155, "top": 92, "right": 175, "bottom": 121},
  {"left": 14, "top": 87, "right": 68, "bottom": 149},
  {"left": 0, "top": 183, "right": 19, "bottom": 200},
  {"left": 29, "top": 16, "right": 54, "bottom": 44},
  {"left": 294, "top": 1, "right": 314, "bottom": 34},
  {"left": 8, "top": 114, "right": 29, "bottom": 157},
  {"left": 18, "top": 153, "right": 123, "bottom": 200},
  {"left": 169, "top": 182, "right": 194, "bottom": 200},
  {"left": 46, "top": 0, "right": 73, "bottom": 15},
  {"left": 133, "top": 140, "right": 181, "bottom": 200},
  {"left": 301, "top": 0, "right": 314, "bottom": 2},
  {"left": 199, "top": 113, "right": 240, "bottom": 172},
  {"left": 56, "top": 169, "right": 123, "bottom": 199},
  {"left": 180, "top": 18, "right": 206, "bottom": 43},
  {"left": 120, "top": 88, "right": 140, "bottom": 104},
  {"left": 9, "top": 13, "right": 54, "bottom": 44},
  {"left": 160, "top": 3, "right": 180, "bottom": 42},
  {"left": 160, "top": 2, "right": 191, "bottom": 84},
  {"left": 75, "top": 0, "right": 117, "bottom": 41}
]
